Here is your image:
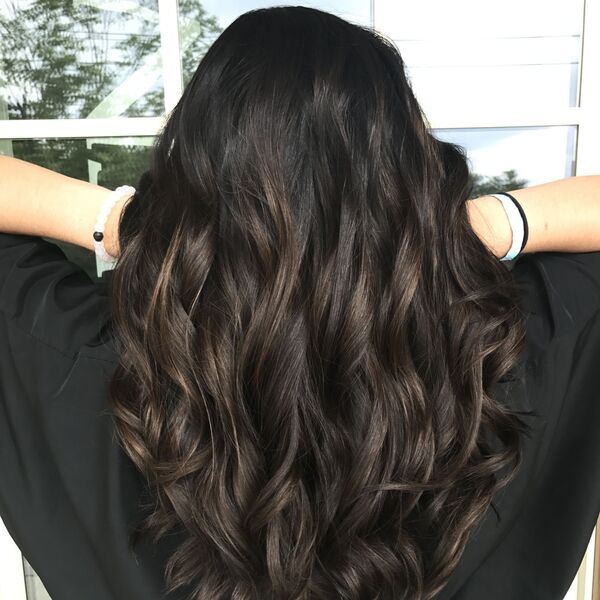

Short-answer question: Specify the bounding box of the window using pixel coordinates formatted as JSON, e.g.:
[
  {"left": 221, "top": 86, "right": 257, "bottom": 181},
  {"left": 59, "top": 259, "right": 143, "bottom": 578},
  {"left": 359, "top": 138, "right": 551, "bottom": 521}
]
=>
[{"left": 1, "top": 1, "right": 598, "bottom": 599}]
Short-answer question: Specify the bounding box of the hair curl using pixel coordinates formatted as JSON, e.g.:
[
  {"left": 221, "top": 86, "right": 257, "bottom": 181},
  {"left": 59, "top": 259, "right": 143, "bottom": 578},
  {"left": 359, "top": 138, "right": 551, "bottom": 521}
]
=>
[{"left": 107, "top": 7, "right": 536, "bottom": 599}]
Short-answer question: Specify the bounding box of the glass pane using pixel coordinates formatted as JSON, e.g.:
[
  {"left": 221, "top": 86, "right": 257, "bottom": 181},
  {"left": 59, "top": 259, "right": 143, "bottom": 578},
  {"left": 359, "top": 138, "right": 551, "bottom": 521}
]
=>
[
  {"left": 178, "top": 0, "right": 372, "bottom": 88},
  {"left": 374, "top": 0, "right": 584, "bottom": 115},
  {"left": 0, "top": 136, "right": 153, "bottom": 280},
  {"left": 0, "top": 0, "right": 163, "bottom": 119},
  {"left": 433, "top": 126, "right": 577, "bottom": 197}
]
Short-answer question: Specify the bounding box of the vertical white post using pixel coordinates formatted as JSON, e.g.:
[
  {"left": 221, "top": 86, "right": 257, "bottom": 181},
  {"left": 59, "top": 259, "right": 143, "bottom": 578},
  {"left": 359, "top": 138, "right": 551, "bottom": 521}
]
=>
[
  {"left": 575, "top": 0, "right": 600, "bottom": 175},
  {"left": 0, "top": 96, "right": 14, "bottom": 156},
  {"left": 158, "top": 0, "right": 184, "bottom": 114}
]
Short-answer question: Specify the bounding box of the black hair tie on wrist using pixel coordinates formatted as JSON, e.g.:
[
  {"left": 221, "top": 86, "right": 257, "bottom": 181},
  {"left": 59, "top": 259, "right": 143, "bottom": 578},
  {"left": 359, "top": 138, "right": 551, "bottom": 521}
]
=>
[{"left": 499, "top": 191, "right": 529, "bottom": 254}]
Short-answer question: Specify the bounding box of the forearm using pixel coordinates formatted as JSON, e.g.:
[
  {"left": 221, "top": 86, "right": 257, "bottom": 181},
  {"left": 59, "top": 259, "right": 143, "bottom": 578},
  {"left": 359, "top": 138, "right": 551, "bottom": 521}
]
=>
[
  {"left": 467, "top": 175, "right": 600, "bottom": 258},
  {"left": 0, "top": 156, "right": 127, "bottom": 257}
]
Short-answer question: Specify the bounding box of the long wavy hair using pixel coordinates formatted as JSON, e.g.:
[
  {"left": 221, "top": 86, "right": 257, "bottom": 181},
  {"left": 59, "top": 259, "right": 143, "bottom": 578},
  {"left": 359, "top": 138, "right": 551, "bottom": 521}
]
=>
[{"left": 107, "top": 6, "right": 536, "bottom": 599}]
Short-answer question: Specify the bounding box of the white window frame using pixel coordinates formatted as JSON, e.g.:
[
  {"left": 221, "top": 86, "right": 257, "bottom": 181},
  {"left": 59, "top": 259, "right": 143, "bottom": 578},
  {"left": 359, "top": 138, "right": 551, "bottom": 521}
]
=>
[
  {"left": 0, "top": 0, "right": 598, "bottom": 598},
  {"left": 0, "top": 0, "right": 596, "bottom": 171}
]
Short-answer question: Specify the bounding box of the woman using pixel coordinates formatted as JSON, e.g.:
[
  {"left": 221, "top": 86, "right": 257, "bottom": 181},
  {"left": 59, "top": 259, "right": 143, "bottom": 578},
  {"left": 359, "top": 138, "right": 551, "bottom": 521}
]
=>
[{"left": 0, "top": 6, "right": 599, "bottom": 600}]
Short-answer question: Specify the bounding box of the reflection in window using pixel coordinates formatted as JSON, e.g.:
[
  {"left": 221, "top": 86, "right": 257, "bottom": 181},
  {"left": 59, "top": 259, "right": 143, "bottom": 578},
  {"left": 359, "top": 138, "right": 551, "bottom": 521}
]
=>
[
  {"left": 0, "top": 136, "right": 153, "bottom": 280},
  {"left": 2, "top": 137, "right": 151, "bottom": 186},
  {"left": 0, "top": 0, "right": 164, "bottom": 119},
  {"left": 433, "top": 126, "right": 577, "bottom": 196},
  {"left": 375, "top": 0, "right": 584, "bottom": 114}
]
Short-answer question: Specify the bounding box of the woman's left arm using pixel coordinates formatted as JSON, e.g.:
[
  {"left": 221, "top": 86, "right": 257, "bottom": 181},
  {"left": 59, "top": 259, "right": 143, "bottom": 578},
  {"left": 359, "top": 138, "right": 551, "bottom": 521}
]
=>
[{"left": 0, "top": 155, "right": 128, "bottom": 257}]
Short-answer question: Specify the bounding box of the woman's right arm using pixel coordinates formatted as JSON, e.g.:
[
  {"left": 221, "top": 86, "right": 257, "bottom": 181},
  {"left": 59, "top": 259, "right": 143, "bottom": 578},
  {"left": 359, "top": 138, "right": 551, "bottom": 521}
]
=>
[{"left": 466, "top": 175, "right": 600, "bottom": 258}]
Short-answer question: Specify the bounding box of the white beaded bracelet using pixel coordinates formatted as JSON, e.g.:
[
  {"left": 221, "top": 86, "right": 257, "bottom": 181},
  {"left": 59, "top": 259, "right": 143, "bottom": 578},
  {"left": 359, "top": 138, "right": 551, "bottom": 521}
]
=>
[{"left": 92, "top": 185, "right": 136, "bottom": 263}]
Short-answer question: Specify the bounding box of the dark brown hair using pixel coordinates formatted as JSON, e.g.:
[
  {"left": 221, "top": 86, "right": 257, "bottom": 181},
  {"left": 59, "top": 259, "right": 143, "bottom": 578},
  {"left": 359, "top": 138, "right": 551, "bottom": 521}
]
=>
[{"left": 108, "top": 6, "right": 536, "bottom": 599}]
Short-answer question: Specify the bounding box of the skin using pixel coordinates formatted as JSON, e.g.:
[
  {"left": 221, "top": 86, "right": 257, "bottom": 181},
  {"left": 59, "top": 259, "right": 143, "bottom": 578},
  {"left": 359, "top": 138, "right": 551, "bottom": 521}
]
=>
[
  {"left": 466, "top": 176, "right": 600, "bottom": 257},
  {"left": 0, "top": 155, "right": 599, "bottom": 259},
  {"left": 0, "top": 156, "right": 126, "bottom": 258}
]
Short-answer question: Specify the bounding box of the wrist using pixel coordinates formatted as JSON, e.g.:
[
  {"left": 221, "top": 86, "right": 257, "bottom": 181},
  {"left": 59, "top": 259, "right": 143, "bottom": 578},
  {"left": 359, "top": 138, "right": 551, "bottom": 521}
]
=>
[
  {"left": 466, "top": 196, "right": 513, "bottom": 259},
  {"left": 102, "top": 191, "right": 133, "bottom": 259}
]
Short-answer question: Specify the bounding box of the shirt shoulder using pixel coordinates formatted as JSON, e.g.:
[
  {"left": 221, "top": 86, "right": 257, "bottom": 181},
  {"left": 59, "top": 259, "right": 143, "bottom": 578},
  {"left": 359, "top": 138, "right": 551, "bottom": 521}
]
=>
[
  {"left": 0, "top": 232, "right": 113, "bottom": 359},
  {"left": 511, "top": 250, "right": 600, "bottom": 349}
]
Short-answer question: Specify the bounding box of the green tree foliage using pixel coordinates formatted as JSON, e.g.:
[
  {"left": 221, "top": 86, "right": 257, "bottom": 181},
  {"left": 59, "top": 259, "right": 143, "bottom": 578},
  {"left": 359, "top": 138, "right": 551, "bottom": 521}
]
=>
[
  {"left": 469, "top": 169, "right": 528, "bottom": 198},
  {"left": 0, "top": 0, "right": 222, "bottom": 174},
  {"left": 0, "top": 0, "right": 127, "bottom": 119},
  {"left": 119, "top": 0, "right": 222, "bottom": 115}
]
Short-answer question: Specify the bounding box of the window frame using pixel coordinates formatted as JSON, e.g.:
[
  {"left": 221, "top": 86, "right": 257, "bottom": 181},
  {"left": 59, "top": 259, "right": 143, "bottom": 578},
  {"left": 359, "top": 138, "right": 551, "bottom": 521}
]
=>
[{"left": 0, "top": 0, "right": 597, "bottom": 169}]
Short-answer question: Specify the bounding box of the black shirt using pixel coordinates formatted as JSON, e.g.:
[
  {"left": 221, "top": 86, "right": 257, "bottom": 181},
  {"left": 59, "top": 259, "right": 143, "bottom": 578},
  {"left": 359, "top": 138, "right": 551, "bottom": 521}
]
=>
[{"left": 0, "top": 232, "right": 599, "bottom": 600}]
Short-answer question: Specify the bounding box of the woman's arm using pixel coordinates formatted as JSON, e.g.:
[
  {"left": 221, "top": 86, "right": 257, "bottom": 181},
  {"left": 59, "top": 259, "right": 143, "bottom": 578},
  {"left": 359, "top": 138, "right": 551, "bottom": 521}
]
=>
[
  {"left": 0, "top": 155, "right": 128, "bottom": 257},
  {"left": 467, "top": 175, "right": 600, "bottom": 258},
  {"left": 2, "top": 156, "right": 599, "bottom": 260}
]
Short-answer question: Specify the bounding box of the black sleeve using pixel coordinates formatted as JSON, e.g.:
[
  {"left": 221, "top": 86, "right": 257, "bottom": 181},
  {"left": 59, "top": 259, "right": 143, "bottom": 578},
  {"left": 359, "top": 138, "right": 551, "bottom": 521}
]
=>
[
  {"left": 0, "top": 232, "right": 169, "bottom": 600},
  {"left": 440, "top": 250, "right": 600, "bottom": 600},
  {"left": 514, "top": 250, "right": 600, "bottom": 337},
  {"left": 0, "top": 232, "right": 111, "bottom": 359}
]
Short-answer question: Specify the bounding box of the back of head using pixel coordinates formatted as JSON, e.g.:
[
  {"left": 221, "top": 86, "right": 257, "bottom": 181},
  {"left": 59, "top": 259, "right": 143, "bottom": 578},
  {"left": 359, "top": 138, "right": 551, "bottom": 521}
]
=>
[{"left": 108, "top": 6, "right": 533, "bottom": 599}]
